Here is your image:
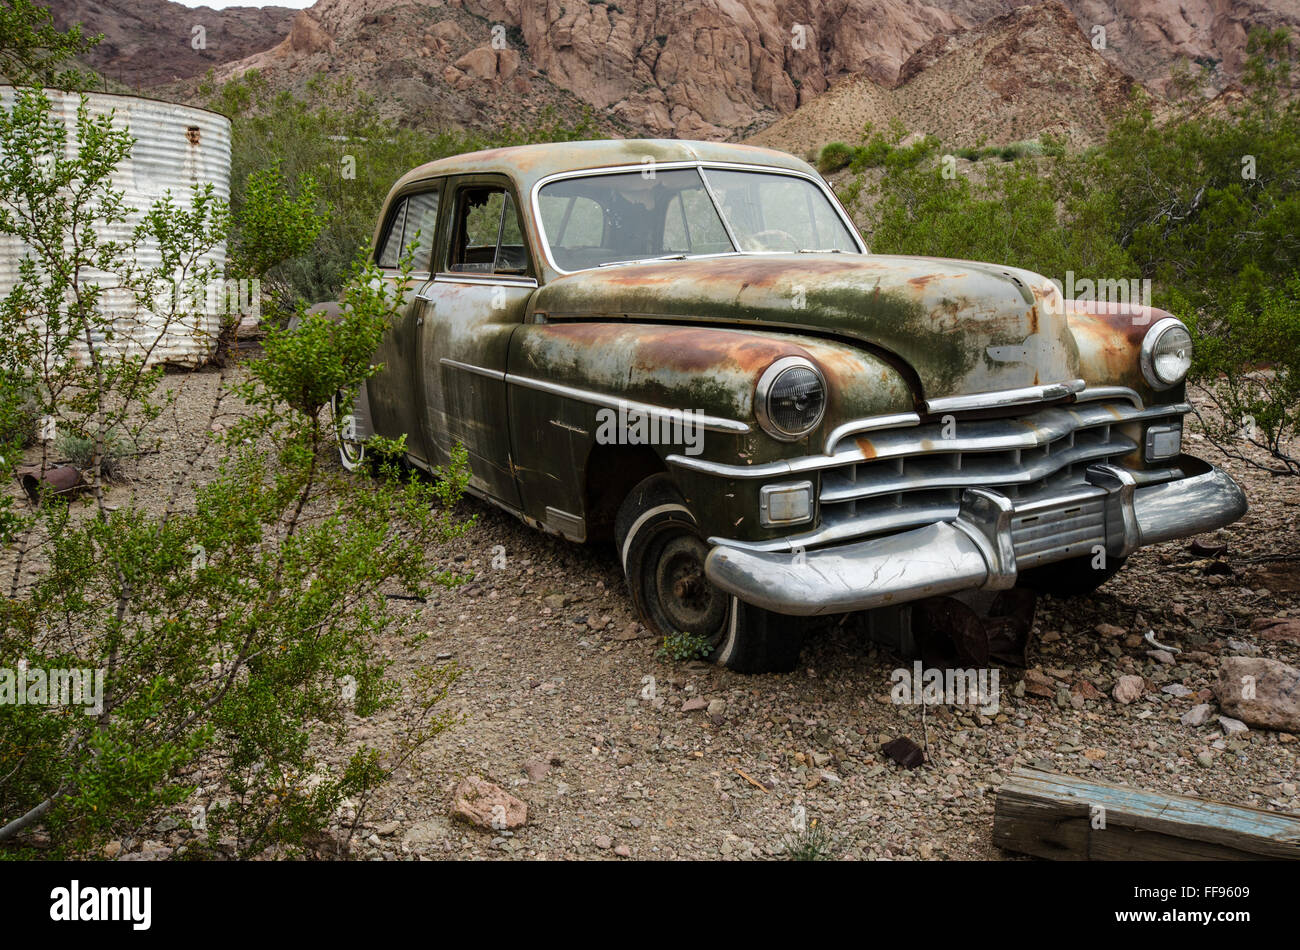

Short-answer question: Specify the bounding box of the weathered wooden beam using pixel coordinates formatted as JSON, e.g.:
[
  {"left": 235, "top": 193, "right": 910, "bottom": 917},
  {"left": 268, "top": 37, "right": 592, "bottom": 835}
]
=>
[{"left": 993, "top": 768, "right": 1300, "bottom": 860}]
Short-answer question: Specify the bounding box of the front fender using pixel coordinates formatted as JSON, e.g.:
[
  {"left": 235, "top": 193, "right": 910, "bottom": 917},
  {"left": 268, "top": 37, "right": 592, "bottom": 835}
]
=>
[
  {"left": 506, "top": 321, "right": 914, "bottom": 541},
  {"left": 1065, "top": 299, "right": 1186, "bottom": 406}
]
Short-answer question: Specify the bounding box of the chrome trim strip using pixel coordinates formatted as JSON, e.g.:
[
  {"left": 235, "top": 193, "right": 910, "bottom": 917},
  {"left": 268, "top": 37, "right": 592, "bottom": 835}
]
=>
[
  {"left": 503, "top": 373, "right": 751, "bottom": 434},
  {"left": 709, "top": 501, "right": 963, "bottom": 552},
  {"left": 544, "top": 505, "right": 586, "bottom": 540},
  {"left": 440, "top": 357, "right": 507, "bottom": 381},
  {"left": 433, "top": 274, "right": 539, "bottom": 288},
  {"left": 823, "top": 412, "right": 921, "bottom": 454},
  {"left": 669, "top": 400, "right": 1190, "bottom": 480},
  {"left": 924, "top": 379, "right": 1086, "bottom": 414},
  {"left": 1075, "top": 385, "right": 1144, "bottom": 409},
  {"left": 529, "top": 160, "right": 867, "bottom": 276},
  {"left": 818, "top": 435, "right": 1138, "bottom": 505},
  {"left": 697, "top": 167, "right": 744, "bottom": 256}
]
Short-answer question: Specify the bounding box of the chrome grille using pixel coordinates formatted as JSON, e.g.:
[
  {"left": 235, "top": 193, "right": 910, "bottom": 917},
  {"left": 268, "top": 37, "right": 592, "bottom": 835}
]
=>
[{"left": 808, "top": 399, "right": 1183, "bottom": 555}]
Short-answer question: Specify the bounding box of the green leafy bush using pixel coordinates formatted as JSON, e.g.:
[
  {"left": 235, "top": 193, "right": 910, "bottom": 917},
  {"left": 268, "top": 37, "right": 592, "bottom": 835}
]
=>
[
  {"left": 1184, "top": 278, "right": 1300, "bottom": 475},
  {"left": 817, "top": 141, "right": 855, "bottom": 173},
  {"left": 0, "top": 0, "right": 99, "bottom": 88},
  {"left": 53, "top": 427, "right": 128, "bottom": 482},
  {"left": 657, "top": 631, "right": 713, "bottom": 662}
]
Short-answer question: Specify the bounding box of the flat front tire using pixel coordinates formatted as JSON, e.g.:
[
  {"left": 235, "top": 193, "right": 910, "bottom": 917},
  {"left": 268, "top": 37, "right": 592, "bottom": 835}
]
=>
[{"left": 614, "top": 474, "right": 804, "bottom": 674}]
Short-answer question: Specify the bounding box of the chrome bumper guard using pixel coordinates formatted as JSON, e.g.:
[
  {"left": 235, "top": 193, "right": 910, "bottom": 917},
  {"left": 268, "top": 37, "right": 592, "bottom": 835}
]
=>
[{"left": 704, "top": 461, "right": 1247, "bottom": 616}]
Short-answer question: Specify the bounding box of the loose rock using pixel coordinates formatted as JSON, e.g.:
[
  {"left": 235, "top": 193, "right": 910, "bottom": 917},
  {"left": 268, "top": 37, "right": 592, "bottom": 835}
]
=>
[
  {"left": 1215, "top": 656, "right": 1300, "bottom": 733},
  {"left": 1112, "top": 675, "right": 1144, "bottom": 705},
  {"left": 451, "top": 776, "right": 527, "bottom": 830}
]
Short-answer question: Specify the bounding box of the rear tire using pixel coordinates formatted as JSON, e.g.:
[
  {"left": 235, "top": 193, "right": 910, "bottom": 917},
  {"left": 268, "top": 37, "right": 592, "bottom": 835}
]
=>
[
  {"left": 615, "top": 474, "right": 804, "bottom": 673},
  {"left": 329, "top": 390, "right": 368, "bottom": 473},
  {"left": 1017, "top": 554, "right": 1128, "bottom": 597}
]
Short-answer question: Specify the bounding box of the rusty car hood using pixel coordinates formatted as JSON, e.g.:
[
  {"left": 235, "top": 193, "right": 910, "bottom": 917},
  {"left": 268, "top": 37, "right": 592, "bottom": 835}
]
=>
[{"left": 532, "top": 254, "right": 1080, "bottom": 404}]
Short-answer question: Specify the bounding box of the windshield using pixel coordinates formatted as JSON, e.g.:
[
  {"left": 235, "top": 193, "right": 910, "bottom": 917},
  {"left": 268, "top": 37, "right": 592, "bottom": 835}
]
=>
[{"left": 536, "top": 166, "right": 859, "bottom": 271}]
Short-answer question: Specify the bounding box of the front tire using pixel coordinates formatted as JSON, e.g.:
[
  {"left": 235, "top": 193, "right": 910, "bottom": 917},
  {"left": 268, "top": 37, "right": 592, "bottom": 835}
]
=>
[{"left": 614, "top": 474, "right": 804, "bottom": 673}]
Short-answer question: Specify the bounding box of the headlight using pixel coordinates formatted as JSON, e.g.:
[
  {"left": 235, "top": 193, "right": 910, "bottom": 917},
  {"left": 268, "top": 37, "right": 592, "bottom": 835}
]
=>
[
  {"left": 755, "top": 356, "right": 826, "bottom": 441},
  {"left": 1140, "top": 318, "right": 1192, "bottom": 389}
]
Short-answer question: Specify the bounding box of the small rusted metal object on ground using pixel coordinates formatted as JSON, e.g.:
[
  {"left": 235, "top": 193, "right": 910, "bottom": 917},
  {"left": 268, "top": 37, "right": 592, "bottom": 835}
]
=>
[
  {"left": 882, "top": 737, "right": 925, "bottom": 769},
  {"left": 19, "top": 465, "right": 85, "bottom": 503},
  {"left": 1189, "top": 538, "right": 1228, "bottom": 558},
  {"left": 912, "top": 589, "right": 1037, "bottom": 669}
]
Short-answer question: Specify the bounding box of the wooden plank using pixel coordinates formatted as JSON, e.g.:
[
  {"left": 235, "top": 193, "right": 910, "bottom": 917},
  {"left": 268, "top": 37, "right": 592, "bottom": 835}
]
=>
[{"left": 993, "top": 768, "right": 1300, "bottom": 861}]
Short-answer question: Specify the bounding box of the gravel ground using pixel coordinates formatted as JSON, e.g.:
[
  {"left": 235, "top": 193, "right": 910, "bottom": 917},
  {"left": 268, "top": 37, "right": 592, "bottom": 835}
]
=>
[{"left": 12, "top": 366, "right": 1299, "bottom": 861}]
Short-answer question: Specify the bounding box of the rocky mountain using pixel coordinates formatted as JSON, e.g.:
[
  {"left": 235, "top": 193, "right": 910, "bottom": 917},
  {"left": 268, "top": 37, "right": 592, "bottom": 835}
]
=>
[
  {"left": 747, "top": 0, "right": 1139, "bottom": 152},
  {"left": 40, "top": 0, "right": 1300, "bottom": 140},
  {"left": 46, "top": 0, "right": 297, "bottom": 88}
]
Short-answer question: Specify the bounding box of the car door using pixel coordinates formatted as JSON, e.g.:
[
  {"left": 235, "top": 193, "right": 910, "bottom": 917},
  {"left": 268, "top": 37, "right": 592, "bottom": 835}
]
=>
[
  {"left": 366, "top": 181, "right": 444, "bottom": 465},
  {"left": 415, "top": 175, "right": 535, "bottom": 508}
]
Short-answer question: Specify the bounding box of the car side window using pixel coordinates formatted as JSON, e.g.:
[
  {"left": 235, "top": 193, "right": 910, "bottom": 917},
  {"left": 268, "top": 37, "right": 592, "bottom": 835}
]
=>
[
  {"left": 447, "top": 185, "right": 530, "bottom": 276},
  {"left": 403, "top": 191, "right": 440, "bottom": 269},
  {"left": 376, "top": 201, "right": 408, "bottom": 269},
  {"left": 376, "top": 188, "right": 440, "bottom": 270}
]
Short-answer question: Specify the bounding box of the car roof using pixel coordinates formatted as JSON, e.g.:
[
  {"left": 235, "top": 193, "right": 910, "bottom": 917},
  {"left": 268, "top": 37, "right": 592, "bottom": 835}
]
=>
[{"left": 389, "top": 138, "right": 815, "bottom": 196}]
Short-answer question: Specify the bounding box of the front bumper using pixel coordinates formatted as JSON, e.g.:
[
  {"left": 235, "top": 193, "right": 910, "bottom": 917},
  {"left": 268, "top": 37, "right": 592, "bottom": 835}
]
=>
[{"left": 704, "top": 458, "right": 1247, "bottom": 616}]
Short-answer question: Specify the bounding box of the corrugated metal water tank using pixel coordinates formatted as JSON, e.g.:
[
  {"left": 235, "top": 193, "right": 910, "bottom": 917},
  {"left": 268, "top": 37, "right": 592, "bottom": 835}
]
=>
[{"left": 0, "top": 87, "right": 232, "bottom": 366}]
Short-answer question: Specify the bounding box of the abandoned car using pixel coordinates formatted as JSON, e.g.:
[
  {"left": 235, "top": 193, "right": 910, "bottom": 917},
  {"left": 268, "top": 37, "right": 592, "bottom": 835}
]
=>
[{"left": 323, "top": 139, "right": 1247, "bottom": 672}]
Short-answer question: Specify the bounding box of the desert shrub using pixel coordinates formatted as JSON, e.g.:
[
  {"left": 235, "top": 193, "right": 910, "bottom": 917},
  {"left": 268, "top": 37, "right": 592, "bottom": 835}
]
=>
[
  {"left": 1183, "top": 277, "right": 1300, "bottom": 475},
  {"left": 860, "top": 153, "right": 1130, "bottom": 284},
  {"left": 657, "top": 631, "right": 713, "bottom": 662},
  {"left": 1081, "top": 29, "right": 1298, "bottom": 310},
  {"left": 53, "top": 427, "right": 128, "bottom": 482},
  {"left": 226, "top": 160, "right": 325, "bottom": 334},
  {"left": 0, "top": 371, "right": 37, "bottom": 450},
  {"left": 784, "top": 822, "right": 834, "bottom": 860},
  {"left": 848, "top": 135, "right": 892, "bottom": 170},
  {"left": 817, "top": 141, "right": 855, "bottom": 173}
]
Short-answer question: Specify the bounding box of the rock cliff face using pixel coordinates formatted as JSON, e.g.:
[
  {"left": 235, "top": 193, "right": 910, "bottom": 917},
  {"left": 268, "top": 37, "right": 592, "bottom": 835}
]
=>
[
  {"left": 46, "top": 0, "right": 297, "bottom": 87},
  {"left": 42, "top": 0, "right": 1300, "bottom": 139},
  {"left": 748, "top": 1, "right": 1140, "bottom": 151}
]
